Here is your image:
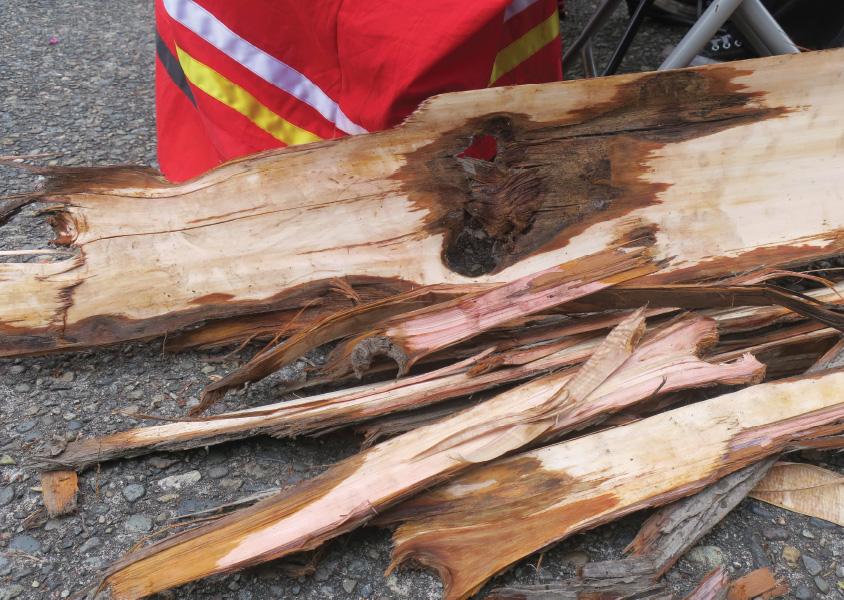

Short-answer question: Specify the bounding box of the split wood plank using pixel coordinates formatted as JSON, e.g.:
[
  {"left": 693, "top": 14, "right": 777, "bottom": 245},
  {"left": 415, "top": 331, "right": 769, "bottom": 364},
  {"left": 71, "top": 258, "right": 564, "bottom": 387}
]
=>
[{"left": 3, "top": 50, "right": 844, "bottom": 356}]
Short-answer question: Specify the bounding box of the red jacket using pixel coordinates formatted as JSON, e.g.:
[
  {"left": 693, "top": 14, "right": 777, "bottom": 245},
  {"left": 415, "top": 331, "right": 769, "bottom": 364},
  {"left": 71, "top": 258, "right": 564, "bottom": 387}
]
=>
[{"left": 156, "top": 0, "right": 562, "bottom": 181}]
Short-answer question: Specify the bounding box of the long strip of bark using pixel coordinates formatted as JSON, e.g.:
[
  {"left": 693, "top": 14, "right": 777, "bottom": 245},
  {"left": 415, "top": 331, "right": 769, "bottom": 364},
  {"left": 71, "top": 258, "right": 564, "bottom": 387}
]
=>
[
  {"left": 45, "top": 313, "right": 761, "bottom": 472},
  {"left": 625, "top": 457, "right": 778, "bottom": 577},
  {"left": 321, "top": 250, "right": 656, "bottom": 379},
  {"left": 382, "top": 369, "right": 844, "bottom": 600},
  {"left": 487, "top": 557, "right": 670, "bottom": 600}
]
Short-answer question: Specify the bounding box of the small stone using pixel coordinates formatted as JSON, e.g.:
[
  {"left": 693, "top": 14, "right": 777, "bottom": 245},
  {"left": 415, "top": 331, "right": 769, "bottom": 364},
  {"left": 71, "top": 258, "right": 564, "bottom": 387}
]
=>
[
  {"left": 30, "top": 581, "right": 39, "bottom": 588},
  {"left": 314, "top": 561, "right": 335, "bottom": 582},
  {"left": 836, "top": 564, "right": 844, "bottom": 578},
  {"left": 243, "top": 463, "right": 266, "bottom": 478},
  {"left": 802, "top": 529, "right": 816, "bottom": 539},
  {"left": 157, "top": 494, "right": 179, "bottom": 503},
  {"left": 79, "top": 537, "right": 101, "bottom": 553},
  {"left": 685, "top": 545, "right": 725, "bottom": 571},
  {"left": 9, "top": 365, "right": 25, "bottom": 375},
  {"left": 125, "top": 514, "right": 153, "bottom": 533},
  {"left": 783, "top": 545, "right": 801, "bottom": 567},
  {"left": 561, "top": 551, "right": 589, "bottom": 568},
  {"left": 201, "top": 365, "right": 216, "bottom": 374},
  {"left": 43, "top": 519, "right": 62, "bottom": 531},
  {"left": 122, "top": 483, "right": 146, "bottom": 503},
  {"left": 0, "top": 584, "right": 24, "bottom": 600},
  {"left": 9, "top": 535, "right": 41, "bottom": 554},
  {"left": 0, "top": 486, "right": 13, "bottom": 507},
  {"left": 0, "top": 455, "right": 15, "bottom": 465},
  {"left": 14, "top": 420, "right": 36, "bottom": 433},
  {"left": 794, "top": 584, "right": 814, "bottom": 600},
  {"left": 128, "top": 389, "right": 144, "bottom": 400},
  {"left": 148, "top": 456, "right": 179, "bottom": 470},
  {"left": 342, "top": 578, "right": 357, "bottom": 594},
  {"left": 0, "top": 556, "right": 9, "bottom": 577},
  {"left": 207, "top": 465, "right": 229, "bottom": 479},
  {"left": 220, "top": 478, "right": 243, "bottom": 491},
  {"left": 814, "top": 576, "right": 830, "bottom": 594},
  {"left": 59, "top": 371, "right": 74, "bottom": 382},
  {"left": 13, "top": 383, "right": 31, "bottom": 393},
  {"left": 359, "top": 583, "right": 373, "bottom": 598},
  {"left": 157, "top": 470, "right": 201, "bottom": 491},
  {"left": 60, "top": 591, "right": 70, "bottom": 598},
  {"left": 803, "top": 554, "right": 823, "bottom": 576},
  {"left": 762, "top": 527, "right": 788, "bottom": 541}
]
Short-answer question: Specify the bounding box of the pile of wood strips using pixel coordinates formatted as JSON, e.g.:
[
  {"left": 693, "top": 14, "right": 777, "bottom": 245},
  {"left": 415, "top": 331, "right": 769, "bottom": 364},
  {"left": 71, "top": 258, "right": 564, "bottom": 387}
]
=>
[{"left": 4, "top": 49, "right": 844, "bottom": 599}]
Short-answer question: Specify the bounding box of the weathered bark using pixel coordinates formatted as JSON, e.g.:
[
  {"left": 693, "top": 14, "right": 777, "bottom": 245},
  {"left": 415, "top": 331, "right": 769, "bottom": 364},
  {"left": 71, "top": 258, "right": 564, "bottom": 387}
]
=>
[
  {"left": 487, "top": 557, "right": 670, "bottom": 599},
  {"left": 4, "top": 50, "right": 844, "bottom": 356},
  {"left": 625, "top": 457, "right": 777, "bottom": 577},
  {"left": 383, "top": 369, "right": 844, "bottom": 600}
]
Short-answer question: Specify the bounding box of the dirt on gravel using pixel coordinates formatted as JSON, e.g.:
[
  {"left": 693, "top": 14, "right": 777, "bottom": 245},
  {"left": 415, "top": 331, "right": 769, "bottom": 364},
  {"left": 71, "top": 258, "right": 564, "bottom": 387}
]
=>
[{"left": 1, "top": 2, "right": 843, "bottom": 599}]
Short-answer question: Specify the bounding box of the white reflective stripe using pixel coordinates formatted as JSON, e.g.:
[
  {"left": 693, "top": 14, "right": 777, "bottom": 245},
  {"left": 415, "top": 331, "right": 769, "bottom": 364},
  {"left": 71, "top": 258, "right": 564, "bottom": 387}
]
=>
[
  {"left": 504, "top": 0, "right": 542, "bottom": 21},
  {"left": 162, "top": 0, "right": 367, "bottom": 135}
]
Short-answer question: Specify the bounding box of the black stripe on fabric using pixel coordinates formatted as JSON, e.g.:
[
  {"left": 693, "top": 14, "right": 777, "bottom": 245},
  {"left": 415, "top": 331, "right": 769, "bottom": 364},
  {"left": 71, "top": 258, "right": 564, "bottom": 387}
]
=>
[{"left": 156, "top": 31, "right": 196, "bottom": 106}]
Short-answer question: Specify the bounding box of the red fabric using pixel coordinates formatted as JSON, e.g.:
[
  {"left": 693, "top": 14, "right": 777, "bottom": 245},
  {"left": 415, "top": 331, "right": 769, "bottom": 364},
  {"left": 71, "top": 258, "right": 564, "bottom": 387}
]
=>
[{"left": 155, "top": 0, "right": 562, "bottom": 182}]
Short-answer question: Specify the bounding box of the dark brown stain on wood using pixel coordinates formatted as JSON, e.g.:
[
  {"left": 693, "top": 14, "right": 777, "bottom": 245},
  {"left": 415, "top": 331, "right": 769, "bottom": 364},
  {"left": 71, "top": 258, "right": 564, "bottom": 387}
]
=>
[{"left": 396, "top": 67, "right": 791, "bottom": 277}]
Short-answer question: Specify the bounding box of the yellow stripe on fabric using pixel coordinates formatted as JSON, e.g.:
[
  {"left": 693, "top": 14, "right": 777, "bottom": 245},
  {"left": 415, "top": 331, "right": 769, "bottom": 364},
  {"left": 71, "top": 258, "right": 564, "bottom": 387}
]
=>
[
  {"left": 489, "top": 11, "right": 560, "bottom": 85},
  {"left": 175, "top": 46, "right": 321, "bottom": 146}
]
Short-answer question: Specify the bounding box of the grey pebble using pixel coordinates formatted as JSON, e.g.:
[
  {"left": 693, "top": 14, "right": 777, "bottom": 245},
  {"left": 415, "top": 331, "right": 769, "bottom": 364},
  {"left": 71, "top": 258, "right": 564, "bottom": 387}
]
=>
[
  {"left": 207, "top": 465, "right": 229, "bottom": 479},
  {"left": 837, "top": 564, "right": 844, "bottom": 577},
  {"left": 762, "top": 527, "right": 788, "bottom": 541},
  {"left": 802, "top": 529, "right": 816, "bottom": 539},
  {"left": 125, "top": 514, "right": 153, "bottom": 533},
  {"left": 747, "top": 534, "right": 769, "bottom": 568},
  {"left": 220, "top": 478, "right": 243, "bottom": 491},
  {"left": 8, "top": 535, "right": 41, "bottom": 554},
  {"left": 314, "top": 561, "right": 335, "bottom": 582},
  {"left": 0, "top": 486, "right": 13, "bottom": 507},
  {"left": 0, "top": 585, "right": 24, "bottom": 600},
  {"left": 122, "top": 483, "right": 146, "bottom": 503},
  {"left": 803, "top": 554, "right": 823, "bottom": 576},
  {"left": 8, "top": 365, "right": 25, "bottom": 375},
  {"left": 0, "top": 556, "right": 9, "bottom": 576},
  {"left": 342, "top": 578, "right": 357, "bottom": 594},
  {"left": 795, "top": 584, "right": 814, "bottom": 600},
  {"left": 12, "top": 383, "right": 30, "bottom": 393},
  {"left": 359, "top": 583, "right": 373, "bottom": 598},
  {"left": 14, "top": 420, "right": 36, "bottom": 433},
  {"left": 813, "top": 576, "right": 830, "bottom": 594},
  {"left": 79, "top": 537, "right": 101, "bottom": 553}
]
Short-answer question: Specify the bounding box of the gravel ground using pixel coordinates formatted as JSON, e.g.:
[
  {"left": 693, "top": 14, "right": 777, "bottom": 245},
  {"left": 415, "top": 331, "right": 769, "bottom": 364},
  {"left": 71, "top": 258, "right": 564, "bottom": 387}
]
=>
[{"left": 2, "top": 2, "right": 843, "bottom": 599}]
